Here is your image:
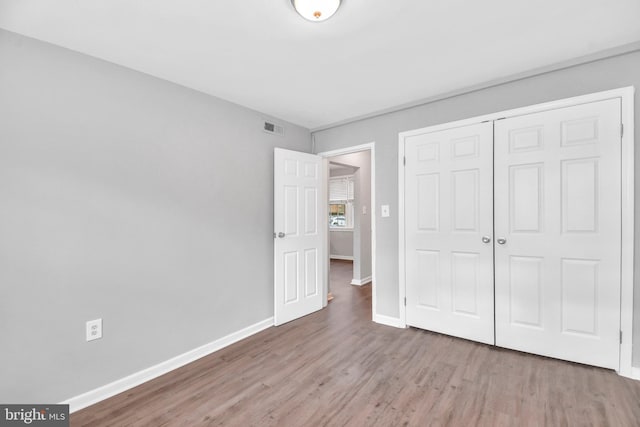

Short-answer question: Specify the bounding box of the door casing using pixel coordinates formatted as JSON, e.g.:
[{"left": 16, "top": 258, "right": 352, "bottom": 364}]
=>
[{"left": 317, "top": 143, "right": 378, "bottom": 322}]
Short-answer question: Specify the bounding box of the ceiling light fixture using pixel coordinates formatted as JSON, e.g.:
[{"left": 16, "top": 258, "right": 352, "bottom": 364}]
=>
[{"left": 291, "top": 0, "right": 342, "bottom": 22}]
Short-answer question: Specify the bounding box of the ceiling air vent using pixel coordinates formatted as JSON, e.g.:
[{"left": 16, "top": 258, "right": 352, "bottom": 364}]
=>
[{"left": 263, "top": 120, "right": 285, "bottom": 136}]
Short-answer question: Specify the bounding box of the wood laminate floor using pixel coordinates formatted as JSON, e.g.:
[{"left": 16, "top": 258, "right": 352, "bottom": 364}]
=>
[{"left": 72, "top": 260, "right": 640, "bottom": 426}]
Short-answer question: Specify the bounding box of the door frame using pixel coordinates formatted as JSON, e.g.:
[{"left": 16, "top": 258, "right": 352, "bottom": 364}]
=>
[
  {"left": 317, "top": 143, "right": 378, "bottom": 322},
  {"left": 398, "top": 86, "right": 635, "bottom": 377}
]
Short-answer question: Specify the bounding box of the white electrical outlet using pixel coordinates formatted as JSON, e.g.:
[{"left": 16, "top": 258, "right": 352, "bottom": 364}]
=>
[{"left": 86, "top": 318, "right": 103, "bottom": 342}]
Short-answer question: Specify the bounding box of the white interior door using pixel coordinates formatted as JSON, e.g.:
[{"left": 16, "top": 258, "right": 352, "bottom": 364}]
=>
[
  {"left": 274, "top": 148, "right": 325, "bottom": 326},
  {"left": 494, "top": 99, "right": 622, "bottom": 369},
  {"left": 404, "top": 122, "right": 494, "bottom": 344}
]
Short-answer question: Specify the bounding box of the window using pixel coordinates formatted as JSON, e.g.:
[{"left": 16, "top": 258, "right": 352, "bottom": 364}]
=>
[
  {"left": 330, "top": 203, "right": 353, "bottom": 228},
  {"left": 329, "top": 175, "right": 354, "bottom": 228}
]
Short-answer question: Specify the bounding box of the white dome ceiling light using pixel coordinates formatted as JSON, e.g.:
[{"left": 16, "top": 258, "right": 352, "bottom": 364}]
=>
[{"left": 291, "top": 0, "right": 342, "bottom": 22}]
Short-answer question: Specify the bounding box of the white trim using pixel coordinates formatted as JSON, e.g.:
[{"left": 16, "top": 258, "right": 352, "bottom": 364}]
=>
[
  {"left": 318, "top": 142, "right": 377, "bottom": 322},
  {"left": 631, "top": 367, "right": 640, "bottom": 381},
  {"left": 619, "top": 86, "right": 635, "bottom": 378},
  {"left": 318, "top": 143, "right": 376, "bottom": 157},
  {"left": 373, "top": 314, "right": 404, "bottom": 328},
  {"left": 330, "top": 255, "right": 354, "bottom": 261},
  {"left": 312, "top": 42, "right": 640, "bottom": 133},
  {"left": 322, "top": 157, "right": 330, "bottom": 308},
  {"left": 351, "top": 275, "right": 372, "bottom": 286},
  {"left": 371, "top": 145, "right": 377, "bottom": 322},
  {"left": 398, "top": 134, "right": 407, "bottom": 328},
  {"left": 398, "top": 86, "right": 635, "bottom": 375},
  {"left": 329, "top": 229, "right": 354, "bottom": 233},
  {"left": 62, "top": 317, "right": 274, "bottom": 413},
  {"left": 398, "top": 87, "right": 634, "bottom": 141}
]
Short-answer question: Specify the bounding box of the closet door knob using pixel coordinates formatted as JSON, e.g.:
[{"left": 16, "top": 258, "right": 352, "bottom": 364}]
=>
[
  {"left": 482, "top": 236, "right": 491, "bottom": 244},
  {"left": 497, "top": 238, "right": 507, "bottom": 245}
]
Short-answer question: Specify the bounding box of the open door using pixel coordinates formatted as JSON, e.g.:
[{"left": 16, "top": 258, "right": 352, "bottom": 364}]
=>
[{"left": 274, "top": 148, "right": 325, "bottom": 326}]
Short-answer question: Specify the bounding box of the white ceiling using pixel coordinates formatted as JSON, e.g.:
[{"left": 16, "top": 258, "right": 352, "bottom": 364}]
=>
[{"left": 1, "top": 0, "right": 639, "bottom": 129}]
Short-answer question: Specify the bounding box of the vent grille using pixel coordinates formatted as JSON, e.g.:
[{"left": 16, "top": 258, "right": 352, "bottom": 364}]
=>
[{"left": 263, "top": 120, "right": 285, "bottom": 136}]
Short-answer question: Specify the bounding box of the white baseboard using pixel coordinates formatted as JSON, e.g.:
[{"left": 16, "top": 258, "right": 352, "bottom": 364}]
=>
[
  {"left": 373, "top": 314, "right": 404, "bottom": 328},
  {"left": 631, "top": 367, "right": 640, "bottom": 381},
  {"left": 351, "top": 275, "right": 372, "bottom": 286},
  {"left": 330, "top": 255, "right": 353, "bottom": 261},
  {"left": 62, "top": 317, "right": 274, "bottom": 413}
]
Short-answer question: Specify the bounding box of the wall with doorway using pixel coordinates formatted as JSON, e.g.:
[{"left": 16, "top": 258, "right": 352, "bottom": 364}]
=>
[{"left": 328, "top": 151, "right": 372, "bottom": 284}]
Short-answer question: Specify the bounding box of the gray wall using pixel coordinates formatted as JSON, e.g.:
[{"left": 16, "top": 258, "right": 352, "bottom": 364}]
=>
[
  {"left": 0, "top": 29, "right": 311, "bottom": 403},
  {"left": 329, "top": 230, "right": 353, "bottom": 259},
  {"left": 329, "top": 165, "right": 357, "bottom": 177},
  {"left": 313, "top": 49, "right": 640, "bottom": 367}
]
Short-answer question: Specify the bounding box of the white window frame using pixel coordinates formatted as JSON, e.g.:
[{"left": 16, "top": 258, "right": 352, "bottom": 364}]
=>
[{"left": 329, "top": 175, "right": 355, "bottom": 229}]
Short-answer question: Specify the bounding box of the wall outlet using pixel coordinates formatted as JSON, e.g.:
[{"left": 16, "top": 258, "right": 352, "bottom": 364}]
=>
[{"left": 86, "top": 318, "right": 103, "bottom": 342}]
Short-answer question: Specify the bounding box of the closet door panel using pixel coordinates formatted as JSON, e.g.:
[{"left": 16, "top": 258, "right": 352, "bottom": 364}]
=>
[
  {"left": 405, "top": 122, "right": 494, "bottom": 344},
  {"left": 494, "top": 99, "right": 621, "bottom": 369}
]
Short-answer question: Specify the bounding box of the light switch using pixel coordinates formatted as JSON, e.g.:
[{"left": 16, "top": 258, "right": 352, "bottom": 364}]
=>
[
  {"left": 362, "top": 205, "right": 367, "bottom": 215},
  {"left": 381, "top": 205, "right": 390, "bottom": 217}
]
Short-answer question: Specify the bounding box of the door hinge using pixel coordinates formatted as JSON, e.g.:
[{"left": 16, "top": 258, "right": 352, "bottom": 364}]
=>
[
  {"left": 621, "top": 123, "right": 624, "bottom": 138},
  {"left": 620, "top": 330, "right": 623, "bottom": 344},
  {"left": 404, "top": 297, "right": 407, "bottom": 306},
  {"left": 403, "top": 156, "right": 406, "bottom": 166}
]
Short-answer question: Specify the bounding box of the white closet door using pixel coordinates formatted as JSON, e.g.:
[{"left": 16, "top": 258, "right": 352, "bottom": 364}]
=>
[
  {"left": 494, "top": 99, "right": 621, "bottom": 369},
  {"left": 405, "top": 122, "right": 494, "bottom": 344}
]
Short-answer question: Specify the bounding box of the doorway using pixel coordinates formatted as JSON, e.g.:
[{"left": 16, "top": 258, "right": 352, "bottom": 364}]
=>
[{"left": 318, "top": 143, "right": 376, "bottom": 320}]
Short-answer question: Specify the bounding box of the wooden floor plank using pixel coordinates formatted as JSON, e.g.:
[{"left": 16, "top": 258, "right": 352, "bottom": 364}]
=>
[{"left": 71, "top": 260, "right": 640, "bottom": 426}]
